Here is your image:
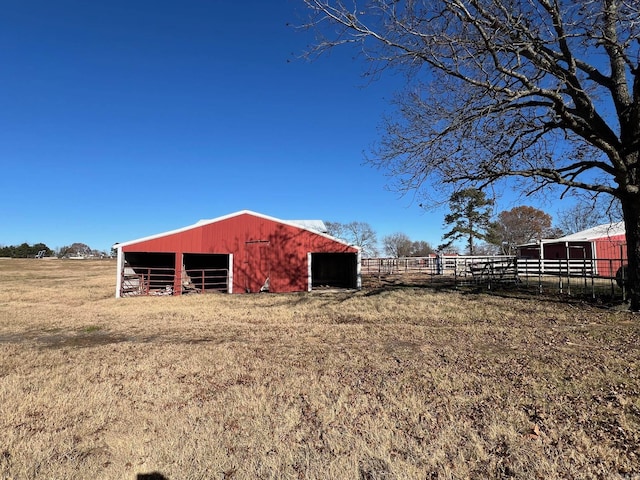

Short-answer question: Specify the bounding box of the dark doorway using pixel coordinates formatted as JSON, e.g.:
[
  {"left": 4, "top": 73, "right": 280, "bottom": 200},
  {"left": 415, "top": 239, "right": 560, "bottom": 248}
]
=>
[
  {"left": 311, "top": 253, "right": 358, "bottom": 289},
  {"left": 122, "top": 252, "right": 176, "bottom": 295},
  {"left": 182, "top": 253, "right": 229, "bottom": 293}
]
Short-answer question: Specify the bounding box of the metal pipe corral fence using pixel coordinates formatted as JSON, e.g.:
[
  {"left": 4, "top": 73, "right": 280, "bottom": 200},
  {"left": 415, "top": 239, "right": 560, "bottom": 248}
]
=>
[{"left": 361, "top": 255, "right": 628, "bottom": 300}]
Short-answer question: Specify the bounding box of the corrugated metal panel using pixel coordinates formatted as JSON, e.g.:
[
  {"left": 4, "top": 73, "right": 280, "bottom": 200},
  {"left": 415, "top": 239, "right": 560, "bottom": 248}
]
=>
[
  {"left": 595, "top": 234, "right": 627, "bottom": 277},
  {"left": 120, "top": 211, "right": 358, "bottom": 294}
]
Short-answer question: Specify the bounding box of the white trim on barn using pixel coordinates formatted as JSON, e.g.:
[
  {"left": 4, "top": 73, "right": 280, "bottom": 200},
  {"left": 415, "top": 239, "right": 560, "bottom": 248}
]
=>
[
  {"left": 115, "top": 247, "right": 124, "bottom": 299},
  {"left": 307, "top": 252, "right": 312, "bottom": 292}
]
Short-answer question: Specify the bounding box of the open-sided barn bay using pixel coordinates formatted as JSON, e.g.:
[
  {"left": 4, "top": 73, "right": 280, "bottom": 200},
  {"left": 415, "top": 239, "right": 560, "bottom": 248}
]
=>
[{"left": 0, "top": 259, "right": 639, "bottom": 479}]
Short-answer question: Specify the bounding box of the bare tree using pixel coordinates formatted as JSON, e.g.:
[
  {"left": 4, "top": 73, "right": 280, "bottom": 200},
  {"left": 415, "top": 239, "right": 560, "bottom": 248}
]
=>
[
  {"left": 473, "top": 243, "right": 501, "bottom": 255},
  {"left": 557, "top": 196, "right": 623, "bottom": 234},
  {"left": 302, "top": 0, "right": 640, "bottom": 310},
  {"left": 384, "top": 233, "right": 435, "bottom": 256},
  {"left": 411, "top": 240, "right": 435, "bottom": 256},
  {"left": 326, "top": 221, "right": 379, "bottom": 257},
  {"left": 557, "top": 202, "right": 606, "bottom": 235},
  {"left": 325, "top": 221, "right": 345, "bottom": 239},
  {"left": 383, "top": 232, "right": 412, "bottom": 257}
]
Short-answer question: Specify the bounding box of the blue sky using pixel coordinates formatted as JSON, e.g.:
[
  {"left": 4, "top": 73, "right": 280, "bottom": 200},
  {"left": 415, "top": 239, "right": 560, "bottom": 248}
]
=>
[{"left": 0, "top": 1, "right": 565, "bottom": 253}]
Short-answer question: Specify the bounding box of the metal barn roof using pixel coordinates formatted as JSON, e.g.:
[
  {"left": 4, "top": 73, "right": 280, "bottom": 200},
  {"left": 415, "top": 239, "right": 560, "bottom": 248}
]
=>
[
  {"left": 553, "top": 221, "right": 625, "bottom": 242},
  {"left": 287, "top": 220, "right": 328, "bottom": 234}
]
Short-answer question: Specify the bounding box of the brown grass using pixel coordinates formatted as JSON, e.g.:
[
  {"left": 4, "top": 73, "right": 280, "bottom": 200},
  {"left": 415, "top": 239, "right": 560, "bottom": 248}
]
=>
[{"left": 1, "top": 259, "right": 639, "bottom": 479}]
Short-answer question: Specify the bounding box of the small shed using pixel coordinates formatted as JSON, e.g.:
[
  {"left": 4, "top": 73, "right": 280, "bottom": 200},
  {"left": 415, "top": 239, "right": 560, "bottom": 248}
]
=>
[
  {"left": 518, "top": 222, "right": 627, "bottom": 277},
  {"left": 113, "top": 210, "right": 361, "bottom": 297}
]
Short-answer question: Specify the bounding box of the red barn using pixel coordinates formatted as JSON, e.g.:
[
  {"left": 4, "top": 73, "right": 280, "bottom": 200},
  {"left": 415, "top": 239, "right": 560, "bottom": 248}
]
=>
[
  {"left": 518, "top": 222, "right": 626, "bottom": 277},
  {"left": 113, "top": 210, "right": 361, "bottom": 297}
]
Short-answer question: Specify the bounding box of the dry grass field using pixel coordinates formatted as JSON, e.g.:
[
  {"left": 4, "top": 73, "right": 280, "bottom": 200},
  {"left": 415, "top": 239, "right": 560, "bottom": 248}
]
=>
[{"left": 1, "top": 259, "right": 639, "bottom": 479}]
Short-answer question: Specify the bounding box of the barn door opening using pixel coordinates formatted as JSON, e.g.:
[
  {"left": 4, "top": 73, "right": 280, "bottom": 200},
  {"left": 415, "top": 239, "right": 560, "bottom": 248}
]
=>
[
  {"left": 121, "top": 252, "right": 176, "bottom": 296},
  {"left": 244, "top": 241, "right": 270, "bottom": 293},
  {"left": 311, "top": 253, "right": 358, "bottom": 289},
  {"left": 182, "top": 253, "right": 230, "bottom": 294}
]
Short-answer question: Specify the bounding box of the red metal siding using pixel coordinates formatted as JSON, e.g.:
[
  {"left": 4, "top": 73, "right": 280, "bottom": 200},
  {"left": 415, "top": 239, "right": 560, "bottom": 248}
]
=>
[
  {"left": 594, "top": 234, "right": 627, "bottom": 259},
  {"left": 594, "top": 234, "right": 626, "bottom": 277},
  {"left": 122, "top": 213, "right": 358, "bottom": 293}
]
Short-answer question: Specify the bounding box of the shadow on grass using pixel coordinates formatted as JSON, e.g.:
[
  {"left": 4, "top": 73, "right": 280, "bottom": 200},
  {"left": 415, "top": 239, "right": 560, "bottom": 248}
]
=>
[
  {"left": 361, "top": 274, "right": 631, "bottom": 310},
  {"left": 362, "top": 276, "right": 459, "bottom": 297}
]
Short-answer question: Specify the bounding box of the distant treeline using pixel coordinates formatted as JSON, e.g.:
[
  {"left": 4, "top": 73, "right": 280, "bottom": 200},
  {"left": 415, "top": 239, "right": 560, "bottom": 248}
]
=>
[
  {"left": 0, "top": 243, "right": 53, "bottom": 258},
  {"left": 0, "top": 242, "right": 109, "bottom": 258}
]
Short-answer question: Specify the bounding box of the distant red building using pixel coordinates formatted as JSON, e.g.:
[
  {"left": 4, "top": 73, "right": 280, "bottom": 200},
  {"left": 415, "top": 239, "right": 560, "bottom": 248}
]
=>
[
  {"left": 518, "top": 222, "right": 626, "bottom": 277},
  {"left": 113, "top": 210, "right": 360, "bottom": 297}
]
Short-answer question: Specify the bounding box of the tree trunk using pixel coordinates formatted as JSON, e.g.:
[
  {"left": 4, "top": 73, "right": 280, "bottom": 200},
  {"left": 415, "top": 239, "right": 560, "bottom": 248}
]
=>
[{"left": 621, "top": 196, "right": 640, "bottom": 311}]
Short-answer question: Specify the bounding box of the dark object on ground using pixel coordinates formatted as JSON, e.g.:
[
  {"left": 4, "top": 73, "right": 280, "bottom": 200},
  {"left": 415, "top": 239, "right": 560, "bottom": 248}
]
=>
[{"left": 616, "top": 265, "right": 628, "bottom": 288}]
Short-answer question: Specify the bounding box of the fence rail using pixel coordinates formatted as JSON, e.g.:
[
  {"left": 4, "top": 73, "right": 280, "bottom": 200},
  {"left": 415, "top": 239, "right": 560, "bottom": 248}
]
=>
[
  {"left": 121, "top": 266, "right": 229, "bottom": 296},
  {"left": 361, "top": 255, "right": 628, "bottom": 300},
  {"left": 362, "top": 255, "right": 516, "bottom": 276}
]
